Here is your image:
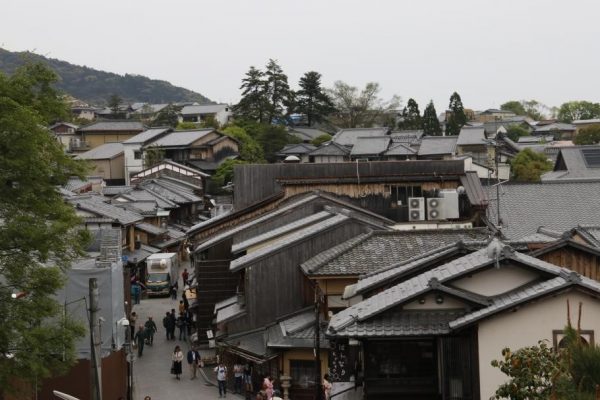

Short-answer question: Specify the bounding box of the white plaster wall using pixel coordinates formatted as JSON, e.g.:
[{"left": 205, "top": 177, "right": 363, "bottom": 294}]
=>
[
  {"left": 451, "top": 264, "right": 540, "bottom": 296},
  {"left": 123, "top": 142, "right": 143, "bottom": 185},
  {"left": 215, "top": 109, "right": 232, "bottom": 126},
  {"left": 478, "top": 290, "right": 600, "bottom": 400}
]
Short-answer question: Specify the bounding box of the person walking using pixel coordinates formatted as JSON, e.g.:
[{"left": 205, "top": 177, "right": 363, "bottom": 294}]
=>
[
  {"left": 129, "top": 312, "right": 137, "bottom": 339},
  {"left": 168, "top": 309, "right": 177, "bottom": 340},
  {"left": 178, "top": 300, "right": 185, "bottom": 315},
  {"left": 263, "top": 375, "right": 274, "bottom": 400},
  {"left": 134, "top": 325, "right": 146, "bottom": 357},
  {"left": 131, "top": 282, "right": 141, "bottom": 305},
  {"left": 186, "top": 346, "right": 200, "bottom": 379},
  {"left": 163, "top": 312, "right": 171, "bottom": 340},
  {"left": 170, "top": 281, "right": 178, "bottom": 300},
  {"left": 214, "top": 362, "right": 228, "bottom": 398},
  {"left": 144, "top": 316, "right": 157, "bottom": 346},
  {"left": 233, "top": 363, "right": 243, "bottom": 394},
  {"left": 243, "top": 364, "right": 253, "bottom": 400},
  {"left": 171, "top": 345, "right": 184, "bottom": 380},
  {"left": 177, "top": 312, "right": 188, "bottom": 341},
  {"left": 323, "top": 374, "right": 332, "bottom": 400},
  {"left": 182, "top": 268, "right": 189, "bottom": 286}
]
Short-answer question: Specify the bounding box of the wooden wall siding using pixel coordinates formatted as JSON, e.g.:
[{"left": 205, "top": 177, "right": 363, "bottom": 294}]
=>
[
  {"left": 539, "top": 248, "right": 600, "bottom": 281},
  {"left": 226, "top": 221, "right": 368, "bottom": 335},
  {"left": 195, "top": 259, "right": 237, "bottom": 339},
  {"left": 233, "top": 161, "right": 465, "bottom": 209}
]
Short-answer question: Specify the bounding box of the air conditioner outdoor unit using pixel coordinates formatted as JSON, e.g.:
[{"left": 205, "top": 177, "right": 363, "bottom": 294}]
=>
[
  {"left": 408, "top": 197, "right": 425, "bottom": 221},
  {"left": 439, "top": 189, "right": 460, "bottom": 219},
  {"left": 427, "top": 198, "right": 444, "bottom": 220}
]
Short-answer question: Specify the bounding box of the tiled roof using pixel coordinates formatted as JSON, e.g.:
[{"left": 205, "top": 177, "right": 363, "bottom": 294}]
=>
[
  {"left": 457, "top": 127, "right": 487, "bottom": 146},
  {"left": 78, "top": 121, "right": 144, "bottom": 132},
  {"left": 149, "top": 129, "right": 214, "bottom": 147},
  {"left": 575, "top": 226, "right": 600, "bottom": 247},
  {"left": 309, "top": 142, "right": 351, "bottom": 156},
  {"left": 123, "top": 127, "right": 171, "bottom": 144},
  {"left": 232, "top": 211, "right": 333, "bottom": 254},
  {"left": 135, "top": 222, "right": 167, "bottom": 236},
  {"left": 123, "top": 244, "right": 160, "bottom": 263},
  {"left": 102, "top": 186, "right": 132, "bottom": 196},
  {"left": 332, "top": 128, "right": 389, "bottom": 147},
  {"left": 69, "top": 195, "right": 143, "bottom": 225},
  {"left": 230, "top": 214, "right": 349, "bottom": 272},
  {"left": 76, "top": 142, "right": 123, "bottom": 160},
  {"left": 330, "top": 242, "right": 600, "bottom": 336},
  {"left": 542, "top": 146, "right": 600, "bottom": 182},
  {"left": 180, "top": 104, "right": 229, "bottom": 115},
  {"left": 301, "top": 228, "right": 489, "bottom": 276},
  {"left": 487, "top": 182, "right": 600, "bottom": 240},
  {"left": 418, "top": 136, "right": 458, "bottom": 156},
  {"left": 194, "top": 194, "right": 320, "bottom": 253},
  {"left": 534, "top": 123, "right": 575, "bottom": 132},
  {"left": 384, "top": 143, "right": 416, "bottom": 156},
  {"left": 289, "top": 127, "right": 330, "bottom": 141},
  {"left": 390, "top": 130, "right": 423, "bottom": 143},
  {"left": 278, "top": 143, "right": 317, "bottom": 155},
  {"left": 351, "top": 136, "right": 391, "bottom": 156}
]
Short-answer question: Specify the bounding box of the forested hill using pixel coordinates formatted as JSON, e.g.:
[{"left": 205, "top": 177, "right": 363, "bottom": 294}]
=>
[{"left": 0, "top": 48, "right": 212, "bottom": 106}]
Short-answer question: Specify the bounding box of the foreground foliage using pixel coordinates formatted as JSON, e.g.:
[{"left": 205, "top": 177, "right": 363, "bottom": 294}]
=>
[{"left": 0, "top": 63, "right": 88, "bottom": 394}]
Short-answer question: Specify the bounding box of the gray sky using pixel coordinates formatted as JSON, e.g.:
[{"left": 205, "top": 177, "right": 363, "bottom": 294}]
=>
[{"left": 2, "top": 0, "right": 600, "bottom": 112}]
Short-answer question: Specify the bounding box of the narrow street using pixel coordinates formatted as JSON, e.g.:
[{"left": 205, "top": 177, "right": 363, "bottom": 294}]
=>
[{"left": 131, "top": 270, "right": 229, "bottom": 400}]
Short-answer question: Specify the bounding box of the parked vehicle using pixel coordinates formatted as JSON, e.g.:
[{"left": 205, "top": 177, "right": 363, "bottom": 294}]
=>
[{"left": 145, "top": 253, "right": 179, "bottom": 296}]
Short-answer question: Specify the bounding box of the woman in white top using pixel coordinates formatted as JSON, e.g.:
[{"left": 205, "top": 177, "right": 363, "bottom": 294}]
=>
[{"left": 171, "top": 345, "right": 184, "bottom": 380}]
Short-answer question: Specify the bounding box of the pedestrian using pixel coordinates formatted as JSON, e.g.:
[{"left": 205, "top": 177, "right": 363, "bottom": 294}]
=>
[
  {"left": 168, "top": 309, "right": 177, "bottom": 340},
  {"left": 178, "top": 300, "right": 185, "bottom": 315},
  {"left": 134, "top": 325, "right": 146, "bottom": 357},
  {"left": 263, "top": 375, "right": 273, "bottom": 400},
  {"left": 182, "top": 268, "right": 189, "bottom": 285},
  {"left": 171, "top": 345, "right": 184, "bottom": 380},
  {"left": 129, "top": 312, "right": 137, "bottom": 339},
  {"left": 323, "top": 373, "right": 332, "bottom": 400},
  {"left": 170, "top": 281, "right": 178, "bottom": 300},
  {"left": 214, "top": 361, "right": 228, "bottom": 398},
  {"left": 187, "top": 346, "right": 200, "bottom": 379},
  {"left": 243, "top": 364, "right": 253, "bottom": 400},
  {"left": 233, "top": 362, "right": 243, "bottom": 394},
  {"left": 182, "top": 292, "right": 189, "bottom": 311},
  {"left": 131, "top": 282, "right": 141, "bottom": 305},
  {"left": 163, "top": 312, "right": 171, "bottom": 340},
  {"left": 144, "top": 316, "right": 157, "bottom": 346},
  {"left": 177, "top": 312, "right": 188, "bottom": 341}
]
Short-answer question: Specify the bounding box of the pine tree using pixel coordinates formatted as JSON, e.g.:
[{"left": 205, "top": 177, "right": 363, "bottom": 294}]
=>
[
  {"left": 446, "top": 91, "right": 466, "bottom": 135},
  {"left": 233, "top": 66, "right": 268, "bottom": 123},
  {"left": 399, "top": 98, "right": 421, "bottom": 130},
  {"left": 296, "top": 71, "right": 336, "bottom": 126},
  {"left": 264, "top": 59, "right": 292, "bottom": 124},
  {"left": 422, "top": 100, "right": 442, "bottom": 136}
]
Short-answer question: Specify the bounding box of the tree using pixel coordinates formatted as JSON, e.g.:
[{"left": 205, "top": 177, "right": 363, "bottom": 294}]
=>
[
  {"left": 0, "top": 63, "right": 88, "bottom": 395},
  {"left": 144, "top": 145, "right": 165, "bottom": 167},
  {"left": 199, "top": 114, "right": 220, "bottom": 129},
  {"left": 107, "top": 93, "right": 122, "bottom": 115},
  {"left": 422, "top": 100, "right": 442, "bottom": 136},
  {"left": 233, "top": 66, "right": 268, "bottom": 123},
  {"left": 328, "top": 81, "right": 400, "bottom": 128},
  {"left": 296, "top": 71, "right": 336, "bottom": 126},
  {"left": 211, "top": 159, "right": 249, "bottom": 188},
  {"left": 176, "top": 121, "right": 197, "bottom": 130},
  {"left": 511, "top": 148, "right": 553, "bottom": 182},
  {"left": 264, "top": 59, "right": 292, "bottom": 124},
  {"left": 151, "top": 103, "right": 181, "bottom": 127},
  {"left": 491, "top": 340, "right": 568, "bottom": 400},
  {"left": 222, "top": 125, "right": 264, "bottom": 162},
  {"left": 501, "top": 100, "right": 527, "bottom": 116},
  {"left": 398, "top": 98, "right": 421, "bottom": 130},
  {"left": 445, "top": 92, "right": 467, "bottom": 136},
  {"left": 256, "top": 124, "right": 293, "bottom": 163},
  {"left": 557, "top": 101, "right": 600, "bottom": 123},
  {"left": 311, "top": 134, "right": 332, "bottom": 147},
  {"left": 505, "top": 125, "right": 530, "bottom": 142},
  {"left": 573, "top": 125, "right": 600, "bottom": 145}
]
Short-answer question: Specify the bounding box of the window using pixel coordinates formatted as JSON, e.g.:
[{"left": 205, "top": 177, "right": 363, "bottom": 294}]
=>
[
  {"left": 134, "top": 151, "right": 142, "bottom": 160},
  {"left": 290, "top": 360, "right": 316, "bottom": 388}
]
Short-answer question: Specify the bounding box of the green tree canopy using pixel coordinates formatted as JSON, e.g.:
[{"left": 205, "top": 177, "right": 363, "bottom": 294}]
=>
[
  {"left": 398, "top": 98, "right": 422, "bottom": 130},
  {"left": 151, "top": 103, "right": 181, "bottom": 127},
  {"left": 176, "top": 121, "right": 197, "bottom": 130},
  {"left": 256, "top": 124, "right": 294, "bottom": 163},
  {"left": 143, "top": 145, "right": 165, "bottom": 167},
  {"left": 264, "top": 59, "right": 292, "bottom": 124},
  {"left": 107, "top": 93, "right": 122, "bottom": 114},
  {"left": 233, "top": 66, "right": 268, "bottom": 123},
  {"left": 573, "top": 124, "right": 600, "bottom": 145},
  {"left": 445, "top": 92, "right": 466, "bottom": 136},
  {"left": 500, "top": 100, "right": 527, "bottom": 116},
  {"left": 511, "top": 148, "right": 553, "bottom": 182},
  {"left": 222, "top": 125, "right": 264, "bottom": 162},
  {"left": 557, "top": 101, "right": 600, "bottom": 123},
  {"left": 422, "top": 100, "right": 442, "bottom": 136},
  {"left": 296, "top": 71, "right": 335, "bottom": 126},
  {"left": 328, "top": 81, "right": 400, "bottom": 128},
  {"left": 211, "top": 159, "right": 248, "bottom": 188},
  {"left": 501, "top": 100, "right": 551, "bottom": 120},
  {"left": 505, "top": 125, "right": 530, "bottom": 142},
  {"left": 311, "top": 133, "right": 332, "bottom": 147},
  {"left": 0, "top": 63, "right": 88, "bottom": 394}
]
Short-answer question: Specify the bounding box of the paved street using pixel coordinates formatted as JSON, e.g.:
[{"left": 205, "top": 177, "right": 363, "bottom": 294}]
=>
[{"left": 131, "top": 272, "right": 232, "bottom": 400}]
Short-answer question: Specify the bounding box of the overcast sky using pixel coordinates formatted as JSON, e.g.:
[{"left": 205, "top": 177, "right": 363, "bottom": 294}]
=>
[{"left": 2, "top": 0, "right": 600, "bottom": 111}]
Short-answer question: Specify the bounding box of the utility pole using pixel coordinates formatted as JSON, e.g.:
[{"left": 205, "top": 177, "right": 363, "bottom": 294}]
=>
[
  {"left": 89, "top": 278, "right": 103, "bottom": 400},
  {"left": 314, "top": 283, "right": 323, "bottom": 400}
]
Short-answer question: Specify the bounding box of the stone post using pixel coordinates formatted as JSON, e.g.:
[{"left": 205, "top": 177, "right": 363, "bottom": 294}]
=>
[{"left": 280, "top": 375, "right": 291, "bottom": 400}]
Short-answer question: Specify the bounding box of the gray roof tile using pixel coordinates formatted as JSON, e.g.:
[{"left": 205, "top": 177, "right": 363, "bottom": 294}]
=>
[
  {"left": 78, "top": 121, "right": 144, "bottom": 132},
  {"left": 351, "top": 137, "right": 391, "bottom": 156},
  {"left": 149, "top": 129, "right": 214, "bottom": 147},
  {"left": 69, "top": 194, "right": 143, "bottom": 225},
  {"left": 123, "top": 128, "right": 171, "bottom": 144},
  {"left": 418, "top": 136, "right": 458, "bottom": 156},
  {"left": 332, "top": 128, "right": 389, "bottom": 147},
  {"left": 76, "top": 142, "right": 123, "bottom": 160},
  {"left": 181, "top": 104, "right": 229, "bottom": 115},
  {"left": 457, "top": 127, "right": 487, "bottom": 146}
]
